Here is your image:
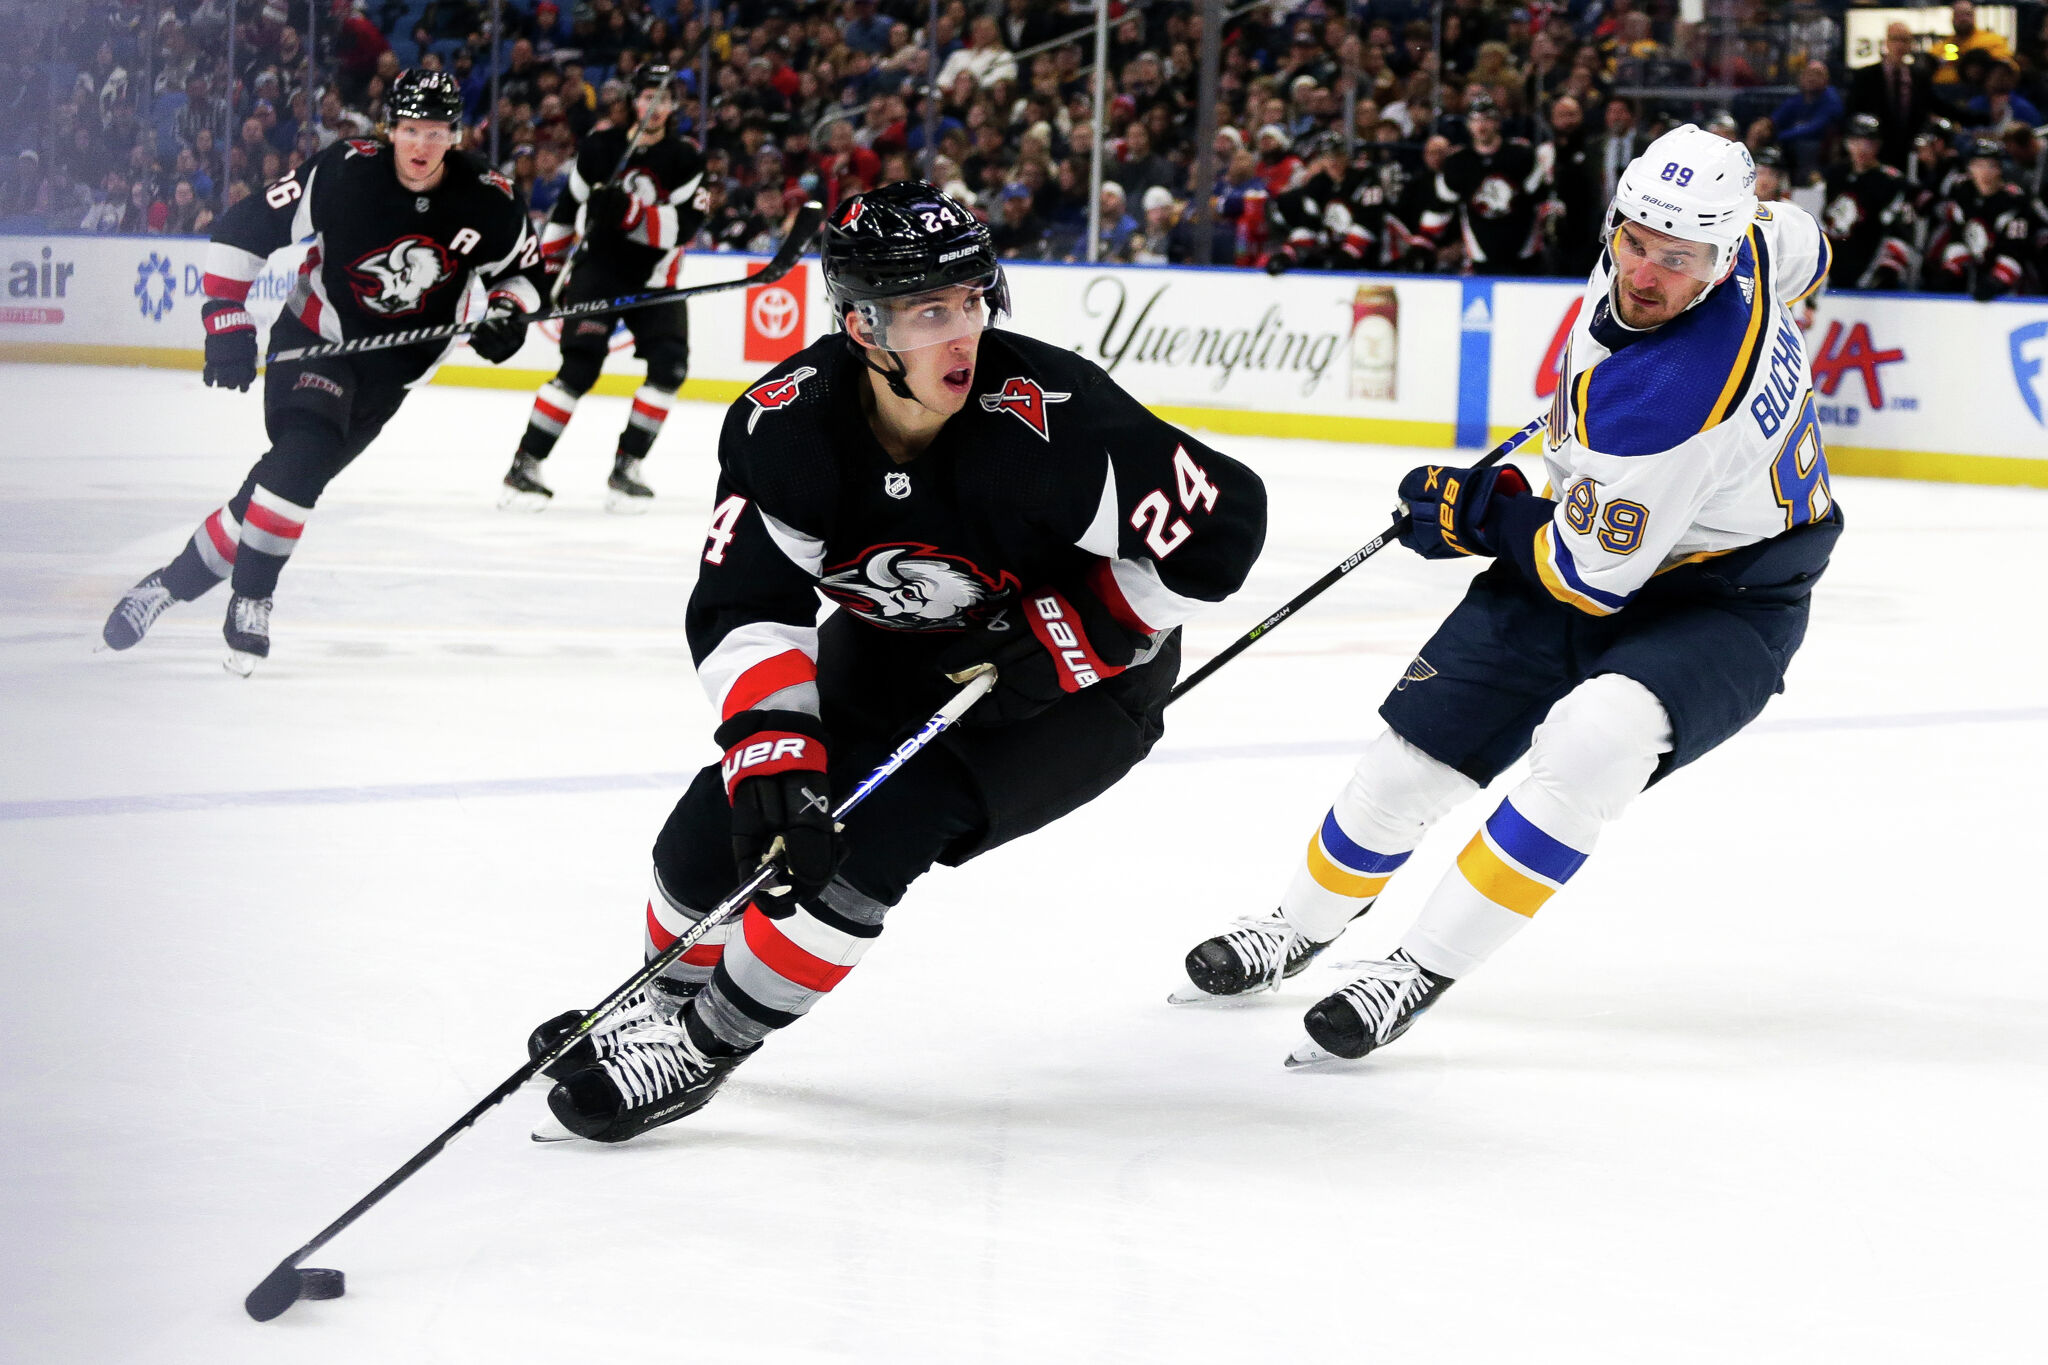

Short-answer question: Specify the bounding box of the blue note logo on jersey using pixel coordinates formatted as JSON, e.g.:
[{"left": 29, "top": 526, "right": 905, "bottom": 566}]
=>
[
  {"left": 2011, "top": 321, "right": 2048, "bottom": 426},
  {"left": 1395, "top": 656, "right": 1437, "bottom": 690}
]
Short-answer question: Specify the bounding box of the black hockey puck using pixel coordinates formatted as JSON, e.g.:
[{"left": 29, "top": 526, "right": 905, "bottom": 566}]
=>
[{"left": 297, "top": 1267, "right": 346, "bottom": 1300}]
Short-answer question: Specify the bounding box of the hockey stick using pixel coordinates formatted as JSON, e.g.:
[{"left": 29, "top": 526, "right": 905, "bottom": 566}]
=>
[
  {"left": 1167, "top": 414, "right": 1546, "bottom": 704},
  {"left": 266, "top": 200, "right": 825, "bottom": 365},
  {"left": 243, "top": 667, "right": 997, "bottom": 1323}
]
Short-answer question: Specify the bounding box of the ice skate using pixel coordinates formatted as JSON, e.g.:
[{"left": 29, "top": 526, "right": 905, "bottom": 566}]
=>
[
  {"left": 547, "top": 1006, "right": 756, "bottom": 1143},
  {"left": 100, "top": 570, "right": 177, "bottom": 651},
  {"left": 1285, "top": 949, "right": 1453, "bottom": 1067},
  {"left": 1168, "top": 909, "right": 1337, "bottom": 1004},
  {"left": 604, "top": 453, "right": 654, "bottom": 514},
  {"left": 498, "top": 452, "right": 553, "bottom": 511},
  {"left": 223, "top": 593, "right": 272, "bottom": 676},
  {"left": 526, "top": 979, "right": 703, "bottom": 1081}
]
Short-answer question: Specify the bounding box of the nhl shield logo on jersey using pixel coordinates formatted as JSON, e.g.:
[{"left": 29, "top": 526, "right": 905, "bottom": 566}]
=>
[
  {"left": 744, "top": 365, "right": 819, "bottom": 433},
  {"left": 347, "top": 235, "right": 457, "bottom": 316},
  {"left": 819, "top": 544, "right": 1018, "bottom": 630},
  {"left": 979, "top": 377, "right": 1071, "bottom": 440},
  {"left": 883, "top": 472, "right": 912, "bottom": 500}
]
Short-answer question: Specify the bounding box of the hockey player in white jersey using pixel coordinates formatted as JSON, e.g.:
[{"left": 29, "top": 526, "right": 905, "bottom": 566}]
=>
[{"left": 1174, "top": 125, "right": 1842, "bottom": 1065}]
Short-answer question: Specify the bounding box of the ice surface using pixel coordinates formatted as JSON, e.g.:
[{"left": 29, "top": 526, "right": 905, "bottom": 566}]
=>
[{"left": 2, "top": 363, "right": 2044, "bottom": 1363}]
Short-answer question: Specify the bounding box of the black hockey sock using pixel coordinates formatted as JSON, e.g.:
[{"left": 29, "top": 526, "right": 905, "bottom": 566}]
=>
[
  {"left": 228, "top": 484, "right": 313, "bottom": 599},
  {"left": 519, "top": 381, "right": 580, "bottom": 459},
  {"left": 160, "top": 489, "right": 252, "bottom": 600},
  {"left": 617, "top": 384, "right": 674, "bottom": 461}
]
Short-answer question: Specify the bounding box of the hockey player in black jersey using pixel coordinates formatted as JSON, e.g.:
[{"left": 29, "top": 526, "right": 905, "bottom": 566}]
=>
[
  {"left": 1925, "top": 137, "right": 2048, "bottom": 300},
  {"left": 99, "top": 70, "right": 541, "bottom": 674},
  {"left": 1824, "top": 113, "right": 1918, "bottom": 290},
  {"left": 1439, "top": 97, "right": 1546, "bottom": 275},
  {"left": 529, "top": 182, "right": 1267, "bottom": 1143},
  {"left": 1261, "top": 136, "right": 1400, "bottom": 274},
  {"left": 499, "top": 64, "right": 710, "bottom": 513}
]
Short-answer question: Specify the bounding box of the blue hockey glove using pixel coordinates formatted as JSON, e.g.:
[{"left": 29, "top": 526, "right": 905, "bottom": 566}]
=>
[{"left": 1397, "top": 460, "right": 1531, "bottom": 559}]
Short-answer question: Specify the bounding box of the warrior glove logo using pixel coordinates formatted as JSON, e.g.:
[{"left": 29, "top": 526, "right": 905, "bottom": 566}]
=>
[
  {"left": 744, "top": 365, "right": 818, "bottom": 433},
  {"left": 978, "top": 376, "right": 1071, "bottom": 440},
  {"left": 348, "top": 235, "right": 457, "bottom": 316}
]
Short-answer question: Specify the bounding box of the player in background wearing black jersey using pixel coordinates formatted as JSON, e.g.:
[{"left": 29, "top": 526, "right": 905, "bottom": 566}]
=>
[
  {"left": 1925, "top": 137, "right": 2048, "bottom": 301},
  {"left": 499, "top": 64, "right": 709, "bottom": 513},
  {"left": 99, "top": 70, "right": 540, "bottom": 674},
  {"left": 1824, "top": 113, "right": 1919, "bottom": 290},
  {"left": 525, "top": 183, "right": 1267, "bottom": 1144}
]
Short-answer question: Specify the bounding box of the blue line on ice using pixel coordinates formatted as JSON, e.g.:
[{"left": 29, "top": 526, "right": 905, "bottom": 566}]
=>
[{"left": 4, "top": 706, "right": 2044, "bottom": 823}]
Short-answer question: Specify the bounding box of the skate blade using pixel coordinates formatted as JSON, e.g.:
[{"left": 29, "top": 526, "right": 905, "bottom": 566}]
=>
[
  {"left": 223, "top": 649, "right": 259, "bottom": 677},
  {"left": 498, "top": 488, "right": 551, "bottom": 512},
  {"left": 604, "top": 491, "right": 654, "bottom": 516},
  {"left": 1283, "top": 1037, "right": 1343, "bottom": 1069},
  {"left": 1167, "top": 985, "right": 1272, "bottom": 1006},
  {"left": 531, "top": 1115, "right": 580, "bottom": 1143}
]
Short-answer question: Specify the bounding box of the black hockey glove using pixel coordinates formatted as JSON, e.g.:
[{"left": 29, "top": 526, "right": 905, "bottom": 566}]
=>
[
  {"left": 717, "top": 709, "right": 842, "bottom": 899},
  {"left": 201, "top": 298, "right": 258, "bottom": 391},
  {"left": 588, "top": 181, "right": 636, "bottom": 230},
  {"left": 468, "top": 293, "right": 530, "bottom": 365},
  {"left": 1396, "top": 460, "right": 1530, "bottom": 559},
  {"left": 935, "top": 588, "right": 1150, "bottom": 728}
]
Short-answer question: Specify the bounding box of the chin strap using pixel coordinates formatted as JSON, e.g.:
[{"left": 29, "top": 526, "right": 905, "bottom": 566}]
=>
[{"left": 849, "top": 335, "right": 935, "bottom": 408}]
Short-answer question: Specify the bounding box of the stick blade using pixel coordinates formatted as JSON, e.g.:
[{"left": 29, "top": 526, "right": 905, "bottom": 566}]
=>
[{"left": 244, "top": 1260, "right": 306, "bottom": 1321}]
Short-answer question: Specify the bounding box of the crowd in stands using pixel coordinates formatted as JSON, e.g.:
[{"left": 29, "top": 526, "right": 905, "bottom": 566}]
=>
[{"left": 2, "top": 0, "right": 2045, "bottom": 294}]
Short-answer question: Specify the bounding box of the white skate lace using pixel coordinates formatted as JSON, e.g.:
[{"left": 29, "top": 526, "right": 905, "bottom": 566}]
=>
[
  {"left": 601, "top": 1016, "right": 718, "bottom": 1108},
  {"left": 584, "top": 988, "right": 676, "bottom": 1059},
  {"left": 116, "top": 580, "right": 173, "bottom": 633},
  {"left": 1325, "top": 955, "right": 1432, "bottom": 1047},
  {"left": 1220, "top": 913, "right": 1305, "bottom": 992},
  {"left": 231, "top": 596, "right": 271, "bottom": 636}
]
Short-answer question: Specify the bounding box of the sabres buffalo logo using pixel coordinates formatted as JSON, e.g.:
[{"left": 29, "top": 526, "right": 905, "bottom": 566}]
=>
[
  {"left": 819, "top": 544, "right": 1017, "bottom": 630},
  {"left": 978, "top": 376, "right": 1071, "bottom": 440},
  {"left": 744, "top": 365, "right": 818, "bottom": 433},
  {"left": 347, "top": 235, "right": 457, "bottom": 316}
]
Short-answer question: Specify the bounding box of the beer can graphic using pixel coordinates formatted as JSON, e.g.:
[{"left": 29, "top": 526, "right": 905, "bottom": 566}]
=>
[{"left": 1349, "top": 284, "right": 1398, "bottom": 400}]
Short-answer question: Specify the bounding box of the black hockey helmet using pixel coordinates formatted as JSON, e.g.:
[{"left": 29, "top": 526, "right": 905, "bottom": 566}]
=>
[
  {"left": 387, "top": 69, "right": 464, "bottom": 127},
  {"left": 1915, "top": 115, "right": 1957, "bottom": 152},
  {"left": 1845, "top": 112, "right": 1883, "bottom": 142},
  {"left": 633, "top": 63, "right": 677, "bottom": 98},
  {"left": 822, "top": 180, "right": 1007, "bottom": 402},
  {"left": 822, "top": 180, "right": 1008, "bottom": 338}
]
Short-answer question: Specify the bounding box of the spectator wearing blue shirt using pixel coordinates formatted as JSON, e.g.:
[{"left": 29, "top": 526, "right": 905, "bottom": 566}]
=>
[
  {"left": 1772, "top": 59, "right": 1845, "bottom": 183},
  {"left": 843, "top": 0, "right": 894, "bottom": 56},
  {"left": 1966, "top": 59, "right": 2043, "bottom": 133}
]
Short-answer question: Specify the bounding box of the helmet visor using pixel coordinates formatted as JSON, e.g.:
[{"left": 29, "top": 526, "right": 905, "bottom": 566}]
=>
[
  {"left": 1608, "top": 218, "right": 1725, "bottom": 283},
  {"left": 851, "top": 274, "right": 996, "bottom": 351}
]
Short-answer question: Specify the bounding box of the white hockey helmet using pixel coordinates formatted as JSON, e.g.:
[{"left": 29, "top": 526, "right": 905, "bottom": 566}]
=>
[{"left": 1606, "top": 123, "right": 1758, "bottom": 283}]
